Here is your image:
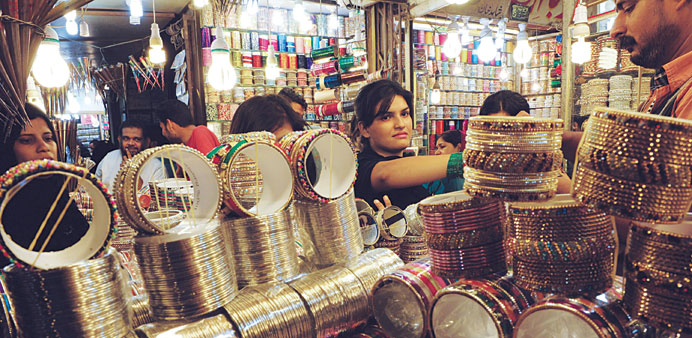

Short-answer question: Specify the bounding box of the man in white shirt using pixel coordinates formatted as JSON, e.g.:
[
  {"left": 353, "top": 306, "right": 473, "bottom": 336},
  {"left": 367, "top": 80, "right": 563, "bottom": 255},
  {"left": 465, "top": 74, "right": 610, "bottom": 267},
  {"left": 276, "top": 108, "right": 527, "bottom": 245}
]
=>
[{"left": 96, "top": 119, "right": 164, "bottom": 193}]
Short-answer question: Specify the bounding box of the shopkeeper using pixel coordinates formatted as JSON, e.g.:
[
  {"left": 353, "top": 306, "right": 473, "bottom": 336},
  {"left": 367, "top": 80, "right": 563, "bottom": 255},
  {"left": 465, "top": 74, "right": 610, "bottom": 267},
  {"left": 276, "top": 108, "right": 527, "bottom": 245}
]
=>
[
  {"left": 563, "top": 0, "right": 692, "bottom": 160},
  {"left": 353, "top": 80, "right": 462, "bottom": 209}
]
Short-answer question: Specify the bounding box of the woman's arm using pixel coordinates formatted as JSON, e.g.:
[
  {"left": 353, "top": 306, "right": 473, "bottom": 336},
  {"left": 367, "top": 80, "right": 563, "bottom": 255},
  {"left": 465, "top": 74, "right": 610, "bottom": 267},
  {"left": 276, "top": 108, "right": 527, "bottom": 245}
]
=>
[
  {"left": 562, "top": 131, "right": 583, "bottom": 163},
  {"left": 370, "top": 154, "right": 452, "bottom": 192}
]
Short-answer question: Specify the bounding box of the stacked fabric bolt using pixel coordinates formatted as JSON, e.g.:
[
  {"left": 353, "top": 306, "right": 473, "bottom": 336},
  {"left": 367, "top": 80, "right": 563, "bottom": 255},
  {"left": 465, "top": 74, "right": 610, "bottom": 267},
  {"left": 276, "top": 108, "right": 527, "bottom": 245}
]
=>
[
  {"left": 463, "top": 116, "right": 564, "bottom": 201},
  {"left": 631, "top": 76, "right": 652, "bottom": 109},
  {"left": 573, "top": 108, "right": 692, "bottom": 223},
  {"left": 623, "top": 217, "right": 692, "bottom": 334},
  {"left": 419, "top": 191, "right": 506, "bottom": 279},
  {"left": 508, "top": 195, "right": 616, "bottom": 295},
  {"left": 581, "top": 79, "right": 609, "bottom": 116},
  {"left": 609, "top": 75, "right": 633, "bottom": 110}
]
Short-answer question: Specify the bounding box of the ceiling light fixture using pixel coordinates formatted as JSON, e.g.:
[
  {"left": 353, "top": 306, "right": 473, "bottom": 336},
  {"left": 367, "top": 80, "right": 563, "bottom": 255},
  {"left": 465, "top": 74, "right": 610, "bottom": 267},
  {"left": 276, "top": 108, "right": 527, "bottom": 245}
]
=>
[
  {"left": 442, "top": 17, "right": 462, "bottom": 60},
  {"left": 513, "top": 23, "right": 532, "bottom": 65},
  {"left": 32, "top": 26, "right": 70, "bottom": 88},
  {"left": 149, "top": 0, "right": 166, "bottom": 65},
  {"left": 207, "top": 26, "right": 237, "bottom": 90},
  {"left": 478, "top": 18, "right": 496, "bottom": 63},
  {"left": 64, "top": 10, "right": 78, "bottom": 35}
]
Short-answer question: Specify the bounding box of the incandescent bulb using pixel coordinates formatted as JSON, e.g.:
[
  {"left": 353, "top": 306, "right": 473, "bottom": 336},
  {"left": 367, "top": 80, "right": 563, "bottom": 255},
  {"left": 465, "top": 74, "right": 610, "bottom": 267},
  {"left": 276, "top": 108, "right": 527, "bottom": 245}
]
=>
[
  {"left": 453, "top": 62, "right": 462, "bottom": 75},
  {"left": 149, "top": 23, "right": 166, "bottom": 64},
  {"left": 513, "top": 23, "right": 532, "bottom": 64},
  {"left": 430, "top": 88, "right": 441, "bottom": 105},
  {"left": 442, "top": 20, "right": 462, "bottom": 60},
  {"left": 66, "top": 20, "right": 78, "bottom": 35},
  {"left": 193, "top": 0, "right": 209, "bottom": 8},
  {"left": 598, "top": 47, "right": 617, "bottom": 69},
  {"left": 31, "top": 26, "right": 70, "bottom": 88},
  {"left": 207, "top": 26, "right": 237, "bottom": 90},
  {"left": 265, "top": 44, "right": 281, "bottom": 81},
  {"left": 328, "top": 9, "right": 339, "bottom": 33},
  {"left": 130, "top": 0, "right": 143, "bottom": 18},
  {"left": 247, "top": 0, "right": 258, "bottom": 15},
  {"left": 478, "top": 19, "right": 496, "bottom": 63},
  {"left": 294, "top": 0, "right": 307, "bottom": 20},
  {"left": 79, "top": 20, "right": 90, "bottom": 37},
  {"left": 571, "top": 36, "right": 591, "bottom": 64},
  {"left": 495, "top": 19, "right": 506, "bottom": 51},
  {"left": 499, "top": 67, "right": 509, "bottom": 81}
]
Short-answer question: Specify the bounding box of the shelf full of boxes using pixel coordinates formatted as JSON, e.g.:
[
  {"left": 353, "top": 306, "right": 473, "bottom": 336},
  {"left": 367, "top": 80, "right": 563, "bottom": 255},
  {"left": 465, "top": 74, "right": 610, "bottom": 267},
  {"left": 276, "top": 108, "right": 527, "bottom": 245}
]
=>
[
  {"left": 199, "top": 4, "right": 367, "bottom": 138},
  {"left": 412, "top": 26, "right": 515, "bottom": 154},
  {"left": 518, "top": 35, "right": 563, "bottom": 119},
  {"left": 574, "top": 33, "right": 654, "bottom": 120}
]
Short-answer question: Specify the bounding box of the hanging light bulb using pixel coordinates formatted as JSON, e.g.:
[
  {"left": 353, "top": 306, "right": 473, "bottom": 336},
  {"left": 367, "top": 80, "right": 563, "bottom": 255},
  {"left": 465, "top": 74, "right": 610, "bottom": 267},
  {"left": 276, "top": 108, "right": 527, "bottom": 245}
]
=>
[
  {"left": 572, "top": 1, "right": 590, "bottom": 39},
  {"left": 460, "top": 16, "right": 471, "bottom": 45},
  {"left": 68, "top": 93, "right": 81, "bottom": 114},
  {"left": 193, "top": 0, "right": 209, "bottom": 8},
  {"left": 79, "top": 19, "right": 90, "bottom": 37},
  {"left": 208, "top": 26, "right": 237, "bottom": 90},
  {"left": 149, "top": 22, "right": 166, "bottom": 64},
  {"left": 572, "top": 36, "right": 591, "bottom": 64},
  {"left": 64, "top": 10, "right": 78, "bottom": 35},
  {"left": 31, "top": 26, "right": 70, "bottom": 88},
  {"left": 453, "top": 61, "right": 462, "bottom": 75},
  {"left": 239, "top": 6, "right": 252, "bottom": 29},
  {"left": 499, "top": 67, "right": 509, "bottom": 81},
  {"left": 247, "top": 0, "right": 259, "bottom": 15},
  {"left": 129, "top": 0, "right": 143, "bottom": 25},
  {"left": 328, "top": 7, "right": 340, "bottom": 34},
  {"left": 495, "top": 18, "right": 506, "bottom": 51},
  {"left": 478, "top": 18, "right": 496, "bottom": 63},
  {"left": 430, "top": 76, "right": 441, "bottom": 105},
  {"left": 294, "top": 0, "right": 307, "bottom": 20},
  {"left": 513, "top": 23, "right": 532, "bottom": 65},
  {"left": 442, "top": 17, "right": 462, "bottom": 60},
  {"left": 265, "top": 44, "right": 281, "bottom": 81}
]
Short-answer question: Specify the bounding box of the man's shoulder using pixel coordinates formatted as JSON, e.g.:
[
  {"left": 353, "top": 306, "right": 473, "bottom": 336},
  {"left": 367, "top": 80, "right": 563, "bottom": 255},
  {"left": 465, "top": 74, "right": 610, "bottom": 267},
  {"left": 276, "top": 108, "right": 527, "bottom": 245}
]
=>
[{"left": 103, "top": 149, "right": 122, "bottom": 160}]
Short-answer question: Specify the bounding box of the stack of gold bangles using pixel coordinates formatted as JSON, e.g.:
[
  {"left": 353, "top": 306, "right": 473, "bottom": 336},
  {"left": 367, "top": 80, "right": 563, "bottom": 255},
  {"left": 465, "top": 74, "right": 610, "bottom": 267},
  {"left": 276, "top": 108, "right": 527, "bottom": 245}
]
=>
[
  {"left": 463, "top": 116, "right": 564, "bottom": 201},
  {"left": 278, "top": 129, "right": 358, "bottom": 202},
  {"left": 623, "top": 218, "right": 692, "bottom": 334},
  {"left": 573, "top": 108, "right": 692, "bottom": 223},
  {"left": 114, "top": 144, "right": 222, "bottom": 233},
  {"left": 419, "top": 191, "right": 506, "bottom": 279},
  {"left": 508, "top": 195, "right": 616, "bottom": 295}
]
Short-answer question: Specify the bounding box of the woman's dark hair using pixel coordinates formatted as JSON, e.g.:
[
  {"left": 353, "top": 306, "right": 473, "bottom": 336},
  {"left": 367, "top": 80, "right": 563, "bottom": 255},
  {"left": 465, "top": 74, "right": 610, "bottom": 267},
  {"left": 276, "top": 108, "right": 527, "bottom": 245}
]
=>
[
  {"left": 351, "top": 79, "right": 414, "bottom": 148},
  {"left": 0, "top": 103, "right": 57, "bottom": 173},
  {"left": 278, "top": 88, "right": 308, "bottom": 111},
  {"left": 438, "top": 129, "right": 463, "bottom": 147},
  {"left": 479, "top": 90, "right": 530, "bottom": 116},
  {"left": 229, "top": 95, "right": 308, "bottom": 135}
]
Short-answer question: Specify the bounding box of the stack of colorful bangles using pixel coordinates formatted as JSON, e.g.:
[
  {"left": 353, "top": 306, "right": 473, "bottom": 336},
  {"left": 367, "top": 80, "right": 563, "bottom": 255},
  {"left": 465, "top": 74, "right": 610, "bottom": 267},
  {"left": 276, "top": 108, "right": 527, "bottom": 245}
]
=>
[
  {"left": 463, "top": 116, "right": 564, "bottom": 201},
  {"left": 278, "top": 129, "right": 357, "bottom": 202},
  {"left": 573, "top": 107, "right": 692, "bottom": 223},
  {"left": 623, "top": 218, "right": 692, "bottom": 334},
  {"left": 207, "top": 132, "right": 293, "bottom": 217},
  {"left": 508, "top": 195, "right": 616, "bottom": 295},
  {"left": 418, "top": 191, "right": 506, "bottom": 279}
]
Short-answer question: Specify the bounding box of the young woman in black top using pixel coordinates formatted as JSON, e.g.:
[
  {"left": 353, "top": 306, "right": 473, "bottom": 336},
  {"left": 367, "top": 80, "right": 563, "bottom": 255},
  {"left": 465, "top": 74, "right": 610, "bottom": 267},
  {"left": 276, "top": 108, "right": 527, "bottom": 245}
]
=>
[{"left": 352, "top": 80, "right": 463, "bottom": 209}]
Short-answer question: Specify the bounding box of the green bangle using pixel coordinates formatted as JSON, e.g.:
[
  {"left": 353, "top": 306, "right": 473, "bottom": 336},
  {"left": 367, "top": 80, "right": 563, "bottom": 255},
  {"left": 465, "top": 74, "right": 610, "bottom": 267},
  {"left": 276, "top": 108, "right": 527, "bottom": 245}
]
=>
[{"left": 447, "top": 152, "right": 464, "bottom": 178}]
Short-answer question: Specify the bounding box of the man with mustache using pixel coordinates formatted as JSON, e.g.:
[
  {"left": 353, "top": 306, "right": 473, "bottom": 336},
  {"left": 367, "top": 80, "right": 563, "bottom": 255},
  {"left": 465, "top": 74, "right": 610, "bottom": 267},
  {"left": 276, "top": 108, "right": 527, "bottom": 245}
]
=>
[
  {"left": 563, "top": 0, "right": 692, "bottom": 160},
  {"left": 96, "top": 119, "right": 164, "bottom": 192}
]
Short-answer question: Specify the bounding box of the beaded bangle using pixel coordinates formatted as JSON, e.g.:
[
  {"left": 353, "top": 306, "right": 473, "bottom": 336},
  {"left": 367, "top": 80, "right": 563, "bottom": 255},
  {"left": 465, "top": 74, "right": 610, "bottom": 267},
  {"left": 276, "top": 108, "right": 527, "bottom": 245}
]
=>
[
  {"left": 467, "top": 116, "right": 564, "bottom": 132},
  {"left": 463, "top": 149, "right": 563, "bottom": 174},
  {"left": 374, "top": 205, "right": 408, "bottom": 240},
  {"left": 0, "top": 160, "right": 116, "bottom": 269},
  {"left": 208, "top": 139, "right": 293, "bottom": 217},
  {"left": 591, "top": 107, "right": 692, "bottom": 135},
  {"left": 115, "top": 145, "right": 222, "bottom": 234}
]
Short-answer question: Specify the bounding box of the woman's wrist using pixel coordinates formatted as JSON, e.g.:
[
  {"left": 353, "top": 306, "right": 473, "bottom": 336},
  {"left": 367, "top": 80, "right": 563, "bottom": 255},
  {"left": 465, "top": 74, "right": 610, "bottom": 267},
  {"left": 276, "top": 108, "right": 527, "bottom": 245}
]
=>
[{"left": 446, "top": 152, "right": 464, "bottom": 178}]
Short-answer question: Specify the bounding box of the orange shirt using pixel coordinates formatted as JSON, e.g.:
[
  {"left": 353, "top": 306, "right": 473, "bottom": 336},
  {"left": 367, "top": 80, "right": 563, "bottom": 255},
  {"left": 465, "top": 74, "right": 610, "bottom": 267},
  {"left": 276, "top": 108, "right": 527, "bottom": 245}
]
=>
[
  {"left": 639, "top": 50, "right": 692, "bottom": 119},
  {"left": 185, "top": 125, "right": 220, "bottom": 155}
]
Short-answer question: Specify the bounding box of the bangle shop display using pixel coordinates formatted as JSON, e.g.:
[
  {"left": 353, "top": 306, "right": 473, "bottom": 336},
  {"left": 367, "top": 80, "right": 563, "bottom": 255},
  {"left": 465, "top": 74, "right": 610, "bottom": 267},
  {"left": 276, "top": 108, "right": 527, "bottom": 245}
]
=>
[{"left": 2, "top": 112, "right": 692, "bottom": 338}]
